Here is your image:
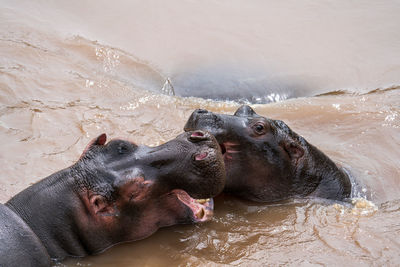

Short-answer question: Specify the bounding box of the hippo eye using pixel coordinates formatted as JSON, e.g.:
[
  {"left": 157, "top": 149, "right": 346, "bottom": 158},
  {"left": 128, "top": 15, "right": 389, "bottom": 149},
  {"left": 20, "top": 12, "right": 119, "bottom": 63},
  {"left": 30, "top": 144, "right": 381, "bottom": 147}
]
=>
[
  {"left": 253, "top": 122, "right": 266, "bottom": 135},
  {"left": 117, "top": 143, "right": 132, "bottom": 154},
  {"left": 107, "top": 140, "right": 137, "bottom": 155}
]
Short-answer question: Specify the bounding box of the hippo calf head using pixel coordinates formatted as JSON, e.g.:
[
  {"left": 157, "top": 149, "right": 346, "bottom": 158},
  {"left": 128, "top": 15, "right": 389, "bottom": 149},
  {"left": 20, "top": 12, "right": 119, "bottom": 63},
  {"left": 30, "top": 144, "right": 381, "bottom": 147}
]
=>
[
  {"left": 184, "top": 105, "right": 351, "bottom": 202},
  {"left": 5, "top": 131, "right": 225, "bottom": 261},
  {"left": 75, "top": 130, "right": 225, "bottom": 236},
  {"left": 76, "top": 131, "right": 225, "bottom": 239}
]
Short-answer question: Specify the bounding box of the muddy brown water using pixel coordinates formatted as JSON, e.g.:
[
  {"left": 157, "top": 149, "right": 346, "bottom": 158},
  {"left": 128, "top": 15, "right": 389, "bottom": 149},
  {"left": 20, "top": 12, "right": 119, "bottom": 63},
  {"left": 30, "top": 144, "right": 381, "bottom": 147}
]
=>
[{"left": 1, "top": 0, "right": 400, "bottom": 266}]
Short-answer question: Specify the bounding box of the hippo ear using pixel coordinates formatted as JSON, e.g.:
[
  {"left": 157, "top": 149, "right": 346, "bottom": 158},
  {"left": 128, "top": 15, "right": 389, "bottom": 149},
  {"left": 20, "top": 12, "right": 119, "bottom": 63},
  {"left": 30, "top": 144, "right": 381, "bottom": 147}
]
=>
[
  {"left": 284, "top": 141, "right": 304, "bottom": 164},
  {"left": 89, "top": 133, "right": 107, "bottom": 147},
  {"left": 80, "top": 133, "right": 107, "bottom": 159},
  {"left": 234, "top": 105, "right": 257, "bottom": 117},
  {"left": 89, "top": 194, "right": 118, "bottom": 217}
]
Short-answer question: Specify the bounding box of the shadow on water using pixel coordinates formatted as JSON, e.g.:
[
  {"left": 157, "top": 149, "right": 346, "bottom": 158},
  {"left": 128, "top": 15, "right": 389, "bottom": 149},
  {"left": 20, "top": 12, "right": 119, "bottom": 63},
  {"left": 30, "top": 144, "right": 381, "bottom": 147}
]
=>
[{"left": 169, "top": 65, "right": 315, "bottom": 104}]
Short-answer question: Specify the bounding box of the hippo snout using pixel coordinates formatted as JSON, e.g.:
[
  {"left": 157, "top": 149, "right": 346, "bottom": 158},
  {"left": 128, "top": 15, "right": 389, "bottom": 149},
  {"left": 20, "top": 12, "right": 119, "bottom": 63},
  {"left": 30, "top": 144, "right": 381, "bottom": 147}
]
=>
[
  {"left": 185, "top": 130, "right": 220, "bottom": 152},
  {"left": 184, "top": 109, "right": 225, "bottom": 135},
  {"left": 186, "top": 130, "right": 220, "bottom": 163},
  {"left": 184, "top": 110, "right": 211, "bottom": 132}
]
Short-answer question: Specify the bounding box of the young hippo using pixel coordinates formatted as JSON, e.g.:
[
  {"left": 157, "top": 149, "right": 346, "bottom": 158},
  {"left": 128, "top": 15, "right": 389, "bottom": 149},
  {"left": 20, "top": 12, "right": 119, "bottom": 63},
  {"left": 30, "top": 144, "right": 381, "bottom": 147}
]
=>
[
  {"left": 0, "top": 131, "right": 225, "bottom": 266},
  {"left": 184, "top": 105, "right": 351, "bottom": 202}
]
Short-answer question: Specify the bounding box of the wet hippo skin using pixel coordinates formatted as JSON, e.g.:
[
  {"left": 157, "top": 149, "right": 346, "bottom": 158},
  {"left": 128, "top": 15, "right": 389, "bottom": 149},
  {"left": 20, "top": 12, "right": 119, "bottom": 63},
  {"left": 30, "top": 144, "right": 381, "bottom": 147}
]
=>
[
  {"left": 0, "top": 131, "right": 225, "bottom": 266},
  {"left": 184, "top": 105, "right": 351, "bottom": 202}
]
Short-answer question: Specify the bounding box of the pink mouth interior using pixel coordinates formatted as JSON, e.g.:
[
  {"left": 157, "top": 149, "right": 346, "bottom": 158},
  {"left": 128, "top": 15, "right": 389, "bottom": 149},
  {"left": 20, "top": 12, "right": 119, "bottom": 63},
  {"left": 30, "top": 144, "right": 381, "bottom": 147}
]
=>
[{"left": 173, "top": 190, "right": 213, "bottom": 222}]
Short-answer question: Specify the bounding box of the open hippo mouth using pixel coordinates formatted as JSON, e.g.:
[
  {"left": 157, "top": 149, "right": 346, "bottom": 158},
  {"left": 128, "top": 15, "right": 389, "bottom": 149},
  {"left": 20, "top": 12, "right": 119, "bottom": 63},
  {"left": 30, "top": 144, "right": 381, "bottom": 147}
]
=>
[
  {"left": 172, "top": 189, "right": 214, "bottom": 222},
  {"left": 218, "top": 142, "right": 240, "bottom": 161}
]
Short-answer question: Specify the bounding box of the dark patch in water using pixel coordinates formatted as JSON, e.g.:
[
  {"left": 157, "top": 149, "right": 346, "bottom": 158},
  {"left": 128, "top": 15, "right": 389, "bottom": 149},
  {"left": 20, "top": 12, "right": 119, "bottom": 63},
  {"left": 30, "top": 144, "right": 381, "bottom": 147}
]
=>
[{"left": 170, "top": 66, "right": 315, "bottom": 104}]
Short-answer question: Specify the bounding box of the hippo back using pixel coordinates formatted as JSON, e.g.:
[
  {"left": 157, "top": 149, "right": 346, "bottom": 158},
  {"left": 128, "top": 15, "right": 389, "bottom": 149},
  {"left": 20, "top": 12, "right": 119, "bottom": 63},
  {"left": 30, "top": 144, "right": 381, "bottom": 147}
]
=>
[{"left": 0, "top": 203, "right": 51, "bottom": 267}]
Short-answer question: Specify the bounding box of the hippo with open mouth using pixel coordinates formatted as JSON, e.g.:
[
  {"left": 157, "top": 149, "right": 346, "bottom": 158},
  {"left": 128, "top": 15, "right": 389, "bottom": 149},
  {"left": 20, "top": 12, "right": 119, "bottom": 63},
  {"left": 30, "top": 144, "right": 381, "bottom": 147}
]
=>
[
  {"left": 0, "top": 131, "right": 225, "bottom": 266},
  {"left": 184, "top": 105, "right": 351, "bottom": 202}
]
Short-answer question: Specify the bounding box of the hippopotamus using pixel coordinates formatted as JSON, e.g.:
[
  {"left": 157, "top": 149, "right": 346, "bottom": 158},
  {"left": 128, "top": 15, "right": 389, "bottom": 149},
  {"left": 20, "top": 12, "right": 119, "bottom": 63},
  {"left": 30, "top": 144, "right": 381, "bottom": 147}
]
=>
[
  {"left": 0, "top": 131, "right": 225, "bottom": 266},
  {"left": 184, "top": 105, "right": 352, "bottom": 202}
]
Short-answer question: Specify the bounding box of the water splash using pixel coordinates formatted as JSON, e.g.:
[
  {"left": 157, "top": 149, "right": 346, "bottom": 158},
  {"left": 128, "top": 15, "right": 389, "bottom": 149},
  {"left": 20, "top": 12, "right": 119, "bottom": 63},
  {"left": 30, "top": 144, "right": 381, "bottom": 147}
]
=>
[
  {"left": 161, "top": 78, "right": 175, "bottom": 96},
  {"left": 332, "top": 104, "right": 341, "bottom": 110},
  {"left": 95, "top": 46, "right": 120, "bottom": 73},
  {"left": 266, "top": 93, "right": 288, "bottom": 102},
  {"left": 384, "top": 112, "right": 397, "bottom": 122},
  {"left": 85, "top": 79, "right": 94, "bottom": 88},
  {"left": 351, "top": 198, "right": 378, "bottom": 216}
]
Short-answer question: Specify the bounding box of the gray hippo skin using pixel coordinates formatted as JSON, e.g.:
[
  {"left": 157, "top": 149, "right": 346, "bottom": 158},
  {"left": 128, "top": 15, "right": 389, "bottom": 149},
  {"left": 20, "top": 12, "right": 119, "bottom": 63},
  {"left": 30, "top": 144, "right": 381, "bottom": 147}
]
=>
[
  {"left": 184, "top": 105, "right": 351, "bottom": 202},
  {"left": 0, "top": 131, "right": 225, "bottom": 266}
]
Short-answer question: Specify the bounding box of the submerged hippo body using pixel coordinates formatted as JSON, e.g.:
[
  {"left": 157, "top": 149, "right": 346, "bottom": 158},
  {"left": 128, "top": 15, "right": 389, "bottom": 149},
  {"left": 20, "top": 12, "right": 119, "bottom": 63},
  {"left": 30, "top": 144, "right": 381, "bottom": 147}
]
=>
[
  {"left": 0, "top": 131, "right": 225, "bottom": 266},
  {"left": 185, "top": 105, "right": 351, "bottom": 202}
]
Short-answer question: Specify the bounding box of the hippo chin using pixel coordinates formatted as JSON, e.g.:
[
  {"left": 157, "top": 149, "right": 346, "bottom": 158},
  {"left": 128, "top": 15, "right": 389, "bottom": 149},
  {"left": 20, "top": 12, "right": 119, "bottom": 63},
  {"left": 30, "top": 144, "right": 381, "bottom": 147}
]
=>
[
  {"left": 0, "top": 131, "right": 225, "bottom": 266},
  {"left": 184, "top": 105, "right": 351, "bottom": 202}
]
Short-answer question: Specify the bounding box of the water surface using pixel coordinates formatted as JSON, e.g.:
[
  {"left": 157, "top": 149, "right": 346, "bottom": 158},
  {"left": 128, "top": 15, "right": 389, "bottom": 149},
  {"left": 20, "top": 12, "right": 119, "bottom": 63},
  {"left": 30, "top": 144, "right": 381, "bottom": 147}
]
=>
[{"left": 1, "top": 0, "right": 399, "bottom": 266}]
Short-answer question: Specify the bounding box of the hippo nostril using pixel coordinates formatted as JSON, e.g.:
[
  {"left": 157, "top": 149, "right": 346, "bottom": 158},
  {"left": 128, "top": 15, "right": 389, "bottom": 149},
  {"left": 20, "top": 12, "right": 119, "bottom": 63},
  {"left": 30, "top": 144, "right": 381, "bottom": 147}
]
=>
[
  {"left": 189, "top": 130, "right": 208, "bottom": 142},
  {"left": 191, "top": 131, "right": 204, "bottom": 137},
  {"left": 195, "top": 152, "right": 208, "bottom": 161},
  {"left": 195, "top": 109, "right": 209, "bottom": 114}
]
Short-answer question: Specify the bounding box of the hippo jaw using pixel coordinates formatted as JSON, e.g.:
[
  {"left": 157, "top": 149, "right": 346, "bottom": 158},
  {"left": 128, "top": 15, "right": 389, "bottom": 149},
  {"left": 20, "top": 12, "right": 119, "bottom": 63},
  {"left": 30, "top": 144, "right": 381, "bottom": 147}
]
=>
[{"left": 174, "top": 190, "right": 214, "bottom": 222}]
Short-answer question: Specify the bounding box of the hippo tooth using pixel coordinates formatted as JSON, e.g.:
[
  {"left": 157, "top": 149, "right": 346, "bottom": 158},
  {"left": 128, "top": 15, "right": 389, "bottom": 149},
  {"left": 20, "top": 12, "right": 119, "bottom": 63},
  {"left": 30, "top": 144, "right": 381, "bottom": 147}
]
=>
[
  {"left": 195, "top": 198, "right": 210, "bottom": 204},
  {"left": 196, "top": 208, "right": 205, "bottom": 219}
]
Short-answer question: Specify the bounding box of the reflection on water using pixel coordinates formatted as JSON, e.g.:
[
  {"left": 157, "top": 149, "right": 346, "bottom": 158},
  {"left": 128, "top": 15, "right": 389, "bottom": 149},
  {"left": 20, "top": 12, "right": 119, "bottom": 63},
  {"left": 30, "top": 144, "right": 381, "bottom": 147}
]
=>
[
  {"left": 171, "top": 65, "right": 306, "bottom": 103},
  {"left": 1, "top": 0, "right": 400, "bottom": 266}
]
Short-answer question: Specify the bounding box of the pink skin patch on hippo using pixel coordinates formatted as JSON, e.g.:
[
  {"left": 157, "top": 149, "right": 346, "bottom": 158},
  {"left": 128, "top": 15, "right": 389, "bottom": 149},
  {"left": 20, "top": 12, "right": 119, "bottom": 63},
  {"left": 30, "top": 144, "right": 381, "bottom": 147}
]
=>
[{"left": 118, "top": 177, "right": 154, "bottom": 203}]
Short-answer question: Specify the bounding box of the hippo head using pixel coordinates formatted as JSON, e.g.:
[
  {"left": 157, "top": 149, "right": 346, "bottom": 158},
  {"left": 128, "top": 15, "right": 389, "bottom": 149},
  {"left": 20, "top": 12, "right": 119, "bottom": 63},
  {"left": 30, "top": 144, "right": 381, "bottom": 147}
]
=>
[
  {"left": 184, "top": 105, "right": 308, "bottom": 202},
  {"left": 73, "top": 131, "right": 225, "bottom": 252}
]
